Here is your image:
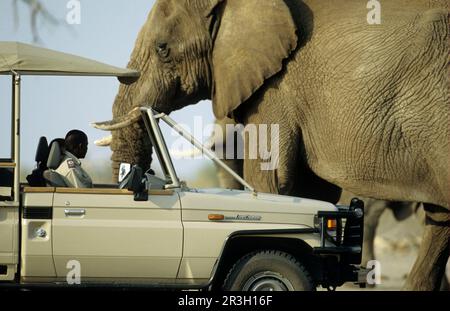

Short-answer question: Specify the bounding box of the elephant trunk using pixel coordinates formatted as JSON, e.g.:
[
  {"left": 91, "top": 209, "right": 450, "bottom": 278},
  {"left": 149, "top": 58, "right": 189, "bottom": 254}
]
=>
[
  {"left": 110, "top": 122, "right": 153, "bottom": 181},
  {"left": 109, "top": 98, "right": 155, "bottom": 181},
  {"left": 93, "top": 74, "right": 160, "bottom": 181}
]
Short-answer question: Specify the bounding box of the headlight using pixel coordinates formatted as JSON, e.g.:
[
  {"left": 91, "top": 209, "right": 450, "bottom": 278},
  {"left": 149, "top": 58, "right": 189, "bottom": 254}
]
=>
[
  {"left": 326, "top": 219, "right": 337, "bottom": 231},
  {"left": 315, "top": 214, "right": 343, "bottom": 246},
  {"left": 327, "top": 218, "right": 343, "bottom": 245}
]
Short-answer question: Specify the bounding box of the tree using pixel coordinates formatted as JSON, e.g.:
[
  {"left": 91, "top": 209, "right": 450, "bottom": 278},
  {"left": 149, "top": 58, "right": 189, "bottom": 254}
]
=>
[{"left": 13, "top": 0, "right": 59, "bottom": 43}]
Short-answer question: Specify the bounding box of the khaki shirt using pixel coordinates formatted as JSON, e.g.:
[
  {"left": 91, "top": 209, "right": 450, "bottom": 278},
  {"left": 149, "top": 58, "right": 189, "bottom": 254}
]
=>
[{"left": 55, "top": 151, "right": 93, "bottom": 188}]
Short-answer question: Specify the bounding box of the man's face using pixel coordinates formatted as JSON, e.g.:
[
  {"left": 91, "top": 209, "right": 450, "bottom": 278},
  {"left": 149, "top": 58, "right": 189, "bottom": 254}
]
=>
[{"left": 75, "top": 139, "right": 88, "bottom": 159}]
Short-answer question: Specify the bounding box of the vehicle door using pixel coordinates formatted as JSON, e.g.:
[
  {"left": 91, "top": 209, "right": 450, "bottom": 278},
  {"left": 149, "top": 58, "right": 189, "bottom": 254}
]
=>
[
  {"left": 0, "top": 162, "right": 18, "bottom": 281},
  {"left": 51, "top": 188, "right": 182, "bottom": 282}
]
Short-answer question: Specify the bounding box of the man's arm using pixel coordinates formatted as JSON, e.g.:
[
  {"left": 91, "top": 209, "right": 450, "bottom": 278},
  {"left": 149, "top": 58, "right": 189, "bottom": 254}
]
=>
[{"left": 65, "top": 168, "right": 92, "bottom": 188}]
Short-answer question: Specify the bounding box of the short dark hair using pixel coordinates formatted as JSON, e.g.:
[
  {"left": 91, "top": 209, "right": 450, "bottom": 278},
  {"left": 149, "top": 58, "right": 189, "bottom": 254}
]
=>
[{"left": 65, "top": 130, "right": 88, "bottom": 152}]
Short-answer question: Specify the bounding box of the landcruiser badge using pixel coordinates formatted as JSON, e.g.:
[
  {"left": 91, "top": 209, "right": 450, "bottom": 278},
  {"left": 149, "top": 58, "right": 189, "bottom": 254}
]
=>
[{"left": 224, "top": 214, "right": 262, "bottom": 221}]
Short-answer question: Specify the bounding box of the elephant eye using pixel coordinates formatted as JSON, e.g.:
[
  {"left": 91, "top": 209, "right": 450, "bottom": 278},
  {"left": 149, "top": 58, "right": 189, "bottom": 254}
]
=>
[{"left": 156, "top": 42, "right": 170, "bottom": 58}]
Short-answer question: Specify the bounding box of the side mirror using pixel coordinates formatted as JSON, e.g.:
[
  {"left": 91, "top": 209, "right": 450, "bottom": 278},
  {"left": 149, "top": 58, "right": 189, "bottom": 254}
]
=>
[
  {"left": 127, "top": 165, "right": 143, "bottom": 191},
  {"left": 118, "top": 163, "right": 131, "bottom": 183},
  {"left": 127, "top": 165, "right": 148, "bottom": 201}
]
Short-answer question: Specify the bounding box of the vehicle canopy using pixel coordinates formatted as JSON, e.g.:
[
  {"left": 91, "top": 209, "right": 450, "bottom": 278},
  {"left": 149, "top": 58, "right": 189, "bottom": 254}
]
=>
[
  {"left": 0, "top": 41, "right": 139, "bottom": 83},
  {"left": 0, "top": 41, "right": 140, "bottom": 203}
]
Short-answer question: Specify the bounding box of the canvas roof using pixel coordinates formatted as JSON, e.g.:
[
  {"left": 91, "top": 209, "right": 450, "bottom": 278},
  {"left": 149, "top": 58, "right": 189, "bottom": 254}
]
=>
[{"left": 0, "top": 41, "right": 139, "bottom": 84}]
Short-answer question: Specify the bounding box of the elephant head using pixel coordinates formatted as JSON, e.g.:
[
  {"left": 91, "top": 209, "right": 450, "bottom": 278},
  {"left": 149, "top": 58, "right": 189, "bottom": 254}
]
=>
[{"left": 93, "top": 0, "right": 298, "bottom": 179}]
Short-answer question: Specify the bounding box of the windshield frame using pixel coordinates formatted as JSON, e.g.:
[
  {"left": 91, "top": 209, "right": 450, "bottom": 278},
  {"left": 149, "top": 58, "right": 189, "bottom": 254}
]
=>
[{"left": 141, "top": 108, "right": 255, "bottom": 193}]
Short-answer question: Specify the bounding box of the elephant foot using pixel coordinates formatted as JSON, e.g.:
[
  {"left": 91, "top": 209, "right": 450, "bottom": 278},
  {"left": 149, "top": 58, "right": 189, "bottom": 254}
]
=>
[
  {"left": 403, "top": 204, "right": 450, "bottom": 291},
  {"left": 360, "top": 199, "right": 387, "bottom": 268},
  {"left": 361, "top": 248, "right": 376, "bottom": 270}
]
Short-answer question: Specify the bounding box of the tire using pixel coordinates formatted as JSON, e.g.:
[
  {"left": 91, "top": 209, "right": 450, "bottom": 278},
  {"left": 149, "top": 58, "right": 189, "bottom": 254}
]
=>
[{"left": 222, "top": 250, "right": 315, "bottom": 291}]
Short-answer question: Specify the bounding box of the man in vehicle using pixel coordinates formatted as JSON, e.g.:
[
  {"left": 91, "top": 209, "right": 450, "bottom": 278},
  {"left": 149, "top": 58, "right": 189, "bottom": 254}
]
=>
[{"left": 55, "top": 129, "right": 93, "bottom": 188}]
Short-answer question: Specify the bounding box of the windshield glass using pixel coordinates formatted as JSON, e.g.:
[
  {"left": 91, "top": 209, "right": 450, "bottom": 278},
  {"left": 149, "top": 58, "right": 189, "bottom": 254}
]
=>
[
  {"left": 143, "top": 109, "right": 253, "bottom": 192},
  {"left": 157, "top": 120, "right": 219, "bottom": 188}
]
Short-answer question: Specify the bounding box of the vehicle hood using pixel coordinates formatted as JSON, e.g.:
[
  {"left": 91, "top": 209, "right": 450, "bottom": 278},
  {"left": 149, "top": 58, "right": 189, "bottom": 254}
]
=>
[{"left": 179, "top": 188, "right": 337, "bottom": 227}]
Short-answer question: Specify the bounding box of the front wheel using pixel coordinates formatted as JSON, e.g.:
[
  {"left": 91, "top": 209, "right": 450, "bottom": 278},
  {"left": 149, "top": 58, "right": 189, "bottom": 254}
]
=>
[{"left": 222, "top": 250, "right": 315, "bottom": 291}]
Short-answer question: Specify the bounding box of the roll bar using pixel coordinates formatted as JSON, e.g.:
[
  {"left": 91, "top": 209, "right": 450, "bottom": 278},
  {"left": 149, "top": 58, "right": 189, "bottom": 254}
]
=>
[{"left": 12, "top": 71, "right": 20, "bottom": 204}]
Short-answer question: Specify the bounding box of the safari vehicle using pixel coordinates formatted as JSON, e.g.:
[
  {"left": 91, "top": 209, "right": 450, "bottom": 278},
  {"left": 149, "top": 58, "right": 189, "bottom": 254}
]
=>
[{"left": 0, "top": 42, "right": 367, "bottom": 291}]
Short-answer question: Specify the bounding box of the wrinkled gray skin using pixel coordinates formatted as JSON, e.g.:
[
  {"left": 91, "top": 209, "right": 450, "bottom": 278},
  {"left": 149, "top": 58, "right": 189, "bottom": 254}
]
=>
[{"left": 98, "top": 0, "right": 449, "bottom": 290}]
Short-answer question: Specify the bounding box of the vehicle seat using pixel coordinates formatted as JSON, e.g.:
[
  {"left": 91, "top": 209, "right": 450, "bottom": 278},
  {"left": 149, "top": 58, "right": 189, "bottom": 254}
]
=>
[
  {"left": 43, "top": 140, "right": 68, "bottom": 187},
  {"left": 26, "top": 137, "right": 49, "bottom": 186}
]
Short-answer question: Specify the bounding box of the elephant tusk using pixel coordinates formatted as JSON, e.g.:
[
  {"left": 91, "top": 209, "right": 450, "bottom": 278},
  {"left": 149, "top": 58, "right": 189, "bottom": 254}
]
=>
[
  {"left": 91, "top": 107, "right": 142, "bottom": 131},
  {"left": 169, "top": 137, "right": 216, "bottom": 158},
  {"left": 169, "top": 147, "right": 204, "bottom": 158},
  {"left": 94, "top": 135, "right": 112, "bottom": 147}
]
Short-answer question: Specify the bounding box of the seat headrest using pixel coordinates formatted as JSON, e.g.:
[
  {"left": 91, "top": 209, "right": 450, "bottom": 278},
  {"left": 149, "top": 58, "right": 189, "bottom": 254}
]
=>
[
  {"left": 35, "top": 137, "right": 49, "bottom": 163},
  {"left": 47, "top": 141, "right": 63, "bottom": 169}
]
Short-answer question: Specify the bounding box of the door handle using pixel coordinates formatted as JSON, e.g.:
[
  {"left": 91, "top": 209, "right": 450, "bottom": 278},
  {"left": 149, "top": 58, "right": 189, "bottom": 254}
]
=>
[{"left": 64, "top": 208, "right": 85, "bottom": 216}]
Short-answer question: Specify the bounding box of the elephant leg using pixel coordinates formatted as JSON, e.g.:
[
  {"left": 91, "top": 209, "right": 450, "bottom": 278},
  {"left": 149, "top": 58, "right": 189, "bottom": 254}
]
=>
[
  {"left": 242, "top": 123, "right": 301, "bottom": 196},
  {"left": 274, "top": 154, "right": 342, "bottom": 203},
  {"left": 216, "top": 158, "right": 244, "bottom": 189},
  {"left": 296, "top": 159, "right": 342, "bottom": 204},
  {"left": 361, "top": 199, "right": 388, "bottom": 267},
  {"left": 404, "top": 204, "right": 450, "bottom": 291},
  {"left": 212, "top": 117, "right": 245, "bottom": 190}
]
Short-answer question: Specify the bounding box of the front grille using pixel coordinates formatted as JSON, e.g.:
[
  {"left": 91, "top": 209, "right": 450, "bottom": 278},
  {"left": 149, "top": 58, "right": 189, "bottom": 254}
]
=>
[{"left": 314, "top": 198, "right": 365, "bottom": 264}]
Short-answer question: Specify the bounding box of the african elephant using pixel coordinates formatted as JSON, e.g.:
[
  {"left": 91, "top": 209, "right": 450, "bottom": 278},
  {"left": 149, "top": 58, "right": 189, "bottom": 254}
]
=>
[{"left": 93, "top": 0, "right": 450, "bottom": 290}]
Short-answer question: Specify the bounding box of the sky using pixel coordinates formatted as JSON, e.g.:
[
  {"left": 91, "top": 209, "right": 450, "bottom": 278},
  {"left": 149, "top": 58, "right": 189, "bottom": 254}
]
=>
[{"left": 0, "top": 0, "right": 216, "bottom": 183}]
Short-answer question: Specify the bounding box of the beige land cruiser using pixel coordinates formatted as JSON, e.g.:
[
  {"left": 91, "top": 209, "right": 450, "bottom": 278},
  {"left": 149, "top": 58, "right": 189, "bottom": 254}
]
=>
[{"left": 0, "top": 42, "right": 366, "bottom": 291}]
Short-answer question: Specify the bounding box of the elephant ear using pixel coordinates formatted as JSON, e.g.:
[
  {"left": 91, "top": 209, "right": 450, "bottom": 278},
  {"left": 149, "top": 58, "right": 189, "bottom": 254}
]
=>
[{"left": 211, "top": 0, "right": 298, "bottom": 119}]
